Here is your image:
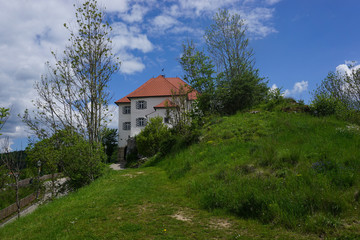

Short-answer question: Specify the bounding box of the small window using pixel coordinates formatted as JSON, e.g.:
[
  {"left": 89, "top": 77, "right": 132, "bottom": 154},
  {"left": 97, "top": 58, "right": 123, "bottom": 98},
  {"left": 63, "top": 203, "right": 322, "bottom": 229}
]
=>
[
  {"left": 122, "top": 106, "right": 131, "bottom": 114},
  {"left": 136, "top": 100, "right": 147, "bottom": 110},
  {"left": 123, "top": 122, "right": 131, "bottom": 130},
  {"left": 136, "top": 117, "right": 147, "bottom": 127},
  {"left": 164, "top": 117, "right": 170, "bottom": 124}
]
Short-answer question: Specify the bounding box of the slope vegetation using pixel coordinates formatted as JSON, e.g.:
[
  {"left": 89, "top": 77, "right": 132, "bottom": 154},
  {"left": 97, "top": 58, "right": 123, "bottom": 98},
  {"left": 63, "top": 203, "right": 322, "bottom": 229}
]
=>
[
  {"left": 150, "top": 111, "right": 360, "bottom": 238},
  {"left": 1, "top": 111, "right": 359, "bottom": 239}
]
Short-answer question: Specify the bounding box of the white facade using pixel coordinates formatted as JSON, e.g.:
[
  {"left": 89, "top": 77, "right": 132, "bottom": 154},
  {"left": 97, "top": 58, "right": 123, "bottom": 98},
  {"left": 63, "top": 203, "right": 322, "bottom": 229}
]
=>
[{"left": 117, "top": 96, "right": 171, "bottom": 148}]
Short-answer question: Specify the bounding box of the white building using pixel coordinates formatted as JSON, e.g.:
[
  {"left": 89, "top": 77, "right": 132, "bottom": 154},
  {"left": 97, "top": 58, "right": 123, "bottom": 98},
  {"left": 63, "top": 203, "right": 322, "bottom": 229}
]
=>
[{"left": 115, "top": 75, "right": 197, "bottom": 161}]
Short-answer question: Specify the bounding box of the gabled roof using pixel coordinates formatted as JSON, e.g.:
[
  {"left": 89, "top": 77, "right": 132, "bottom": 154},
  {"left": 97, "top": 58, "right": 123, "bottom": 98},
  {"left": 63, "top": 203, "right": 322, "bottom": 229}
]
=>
[
  {"left": 154, "top": 99, "right": 176, "bottom": 109},
  {"left": 115, "top": 75, "right": 197, "bottom": 104}
]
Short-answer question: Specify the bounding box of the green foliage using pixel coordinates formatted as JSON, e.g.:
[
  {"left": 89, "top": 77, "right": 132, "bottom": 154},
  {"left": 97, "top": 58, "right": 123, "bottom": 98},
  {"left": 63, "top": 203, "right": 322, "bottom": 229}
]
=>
[
  {"left": 21, "top": 0, "right": 120, "bottom": 142},
  {"left": 26, "top": 129, "right": 105, "bottom": 189},
  {"left": 216, "top": 68, "right": 268, "bottom": 114},
  {"left": 136, "top": 117, "right": 171, "bottom": 157},
  {"left": 179, "top": 41, "right": 215, "bottom": 114},
  {"left": 154, "top": 111, "right": 360, "bottom": 235},
  {"left": 101, "top": 128, "right": 118, "bottom": 163},
  {"left": 0, "top": 107, "right": 10, "bottom": 135},
  {"left": 180, "top": 10, "right": 268, "bottom": 116},
  {"left": 311, "top": 67, "right": 360, "bottom": 124}
]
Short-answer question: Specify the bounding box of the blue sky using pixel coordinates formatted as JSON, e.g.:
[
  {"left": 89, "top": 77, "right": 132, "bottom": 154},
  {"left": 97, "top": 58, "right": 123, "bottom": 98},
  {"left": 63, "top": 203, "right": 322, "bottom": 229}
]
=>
[{"left": 1, "top": 0, "right": 359, "bottom": 150}]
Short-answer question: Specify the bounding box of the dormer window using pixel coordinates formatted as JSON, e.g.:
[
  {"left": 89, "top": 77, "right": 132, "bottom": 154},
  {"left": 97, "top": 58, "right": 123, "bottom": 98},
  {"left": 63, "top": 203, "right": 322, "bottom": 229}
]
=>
[
  {"left": 136, "top": 100, "right": 147, "bottom": 110},
  {"left": 122, "top": 106, "right": 131, "bottom": 114}
]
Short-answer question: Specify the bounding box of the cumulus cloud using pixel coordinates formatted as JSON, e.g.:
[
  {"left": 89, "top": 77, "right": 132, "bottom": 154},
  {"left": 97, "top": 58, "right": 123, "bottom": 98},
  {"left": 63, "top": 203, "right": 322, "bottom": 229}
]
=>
[
  {"left": 336, "top": 61, "right": 360, "bottom": 76},
  {"left": 120, "top": 4, "right": 149, "bottom": 23},
  {"left": 284, "top": 81, "right": 309, "bottom": 97}
]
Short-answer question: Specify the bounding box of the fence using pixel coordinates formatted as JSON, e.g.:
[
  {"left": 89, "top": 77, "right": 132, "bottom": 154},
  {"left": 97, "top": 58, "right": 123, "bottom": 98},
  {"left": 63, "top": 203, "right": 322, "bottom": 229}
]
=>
[
  {"left": 1, "top": 173, "right": 62, "bottom": 221},
  {"left": 12, "top": 173, "right": 62, "bottom": 188},
  {"left": 0, "top": 193, "right": 36, "bottom": 220}
]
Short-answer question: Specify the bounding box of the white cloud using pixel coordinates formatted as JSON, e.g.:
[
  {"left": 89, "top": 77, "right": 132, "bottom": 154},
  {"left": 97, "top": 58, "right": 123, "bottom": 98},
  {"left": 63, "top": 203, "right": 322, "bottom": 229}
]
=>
[
  {"left": 120, "top": 4, "right": 149, "bottom": 23},
  {"left": 238, "top": 7, "right": 277, "bottom": 38},
  {"left": 111, "top": 22, "right": 154, "bottom": 53},
  {"left": 98, "top": 0, "right": 129, "bottom": 12},
  {"left": 284, "top": 81, "right": 308, "bottom": 97},
  {"left": 153, "top": 15, "right": 179, "bottom": 31},
  {"left": 336, "top": 62, "right": 360, "bottom": 76},
  {"left": 265, "top": 0, "right": 282, "bottom": 5}
]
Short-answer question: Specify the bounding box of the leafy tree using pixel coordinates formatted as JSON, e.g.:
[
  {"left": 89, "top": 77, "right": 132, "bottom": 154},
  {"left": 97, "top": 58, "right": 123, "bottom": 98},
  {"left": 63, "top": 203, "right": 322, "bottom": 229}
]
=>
[
  {"left": 311, "top": 65, "right": 358, "bottom": 117},
  {"left": 166, "top": 85, "right": 194, "bottom": 135},
  {"left": 180, "top": 10, "right": 268, "bottom": 116},
  {"left": 100, "top": 128, "right": 118, "bottom": 163},
  {"left": 22, "top": 0, "right": 120, "bottom": 142},
  {"left": 26, "top": 129, "right": 105, "bottom": 190},
  {"left": 136, "top": 117, "right": 171, "bottom": 157},
  {"left": 0, "top": 107, "right": 10, "bottom": 135},
  {"left": 180, "top": 41, "right": 215, "bottom": 114},
  {"left": 0, "top": 138, "right": 23, "bottom": 218},
  {"left": 206, "top": 9, "right": 268, "bottom": 114},
  {"left": 26, "top": 138, "right": 60, "bottom": 198}
]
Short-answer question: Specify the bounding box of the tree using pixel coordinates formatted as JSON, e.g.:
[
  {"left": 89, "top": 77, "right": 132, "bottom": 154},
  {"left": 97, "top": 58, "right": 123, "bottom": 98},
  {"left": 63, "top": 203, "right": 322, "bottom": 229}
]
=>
[
  {"left": 22, "top": 0, "right": 120, "bottom": 142},
  {"left": 179, "top": 41, "right": 216, "bottom": 114},
  {"left": 100, "top": 128, "right": 118, "bottom": 163},
  {"left": 26, "top": 129, "right": 105, "bottom": 190},
  {"left": 0, "top": 138, "right": 23, "bottom": 219},
  {"left": 180, "top": 10, "right": 268, "bottom": 115},
  {"left": 136, "top": 117, "right": 171, "bottom": 157},
  {"left": 205, "top": 9, "right": 254, "bottom": 80},
  {"left": 0, "top": 107, "right": 10, "bottom": 135}
]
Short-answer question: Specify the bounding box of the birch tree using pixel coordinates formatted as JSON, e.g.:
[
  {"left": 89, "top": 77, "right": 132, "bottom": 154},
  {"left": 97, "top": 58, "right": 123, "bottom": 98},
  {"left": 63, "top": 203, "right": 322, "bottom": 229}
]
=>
[{"left": 22, "top": 0, "right": 120, "bottom": 143}]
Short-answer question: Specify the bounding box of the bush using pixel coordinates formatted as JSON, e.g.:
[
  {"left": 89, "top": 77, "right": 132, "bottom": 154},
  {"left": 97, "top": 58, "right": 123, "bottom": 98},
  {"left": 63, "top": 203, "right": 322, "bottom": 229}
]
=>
[
  {"left": 136, "top": 116, "right": 171, "bottom": 157},
  {"left": 310, "top": 93, "right": 342, "bottom": 116},
  {"left": 26, "top": 129, "right": 105, "bottom": 189}
]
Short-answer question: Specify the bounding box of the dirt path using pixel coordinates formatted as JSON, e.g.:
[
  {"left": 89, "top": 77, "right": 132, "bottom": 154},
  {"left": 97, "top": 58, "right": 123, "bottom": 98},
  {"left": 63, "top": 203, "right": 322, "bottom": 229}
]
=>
[{"left": 110, "top": 163, "right": 125, "bottom": 170}]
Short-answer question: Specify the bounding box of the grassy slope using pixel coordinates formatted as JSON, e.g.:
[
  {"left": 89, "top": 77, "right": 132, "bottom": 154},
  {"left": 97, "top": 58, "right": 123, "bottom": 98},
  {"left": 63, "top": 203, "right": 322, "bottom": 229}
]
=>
[
  {"left": 150, "top": 111, "right": 360, "bottom": 238},
  {"left": 0, "top": 168, "right": 315, "bottom": 240},
  {"left": 1, "top": 111, "right": 359, "bottom": 239}
]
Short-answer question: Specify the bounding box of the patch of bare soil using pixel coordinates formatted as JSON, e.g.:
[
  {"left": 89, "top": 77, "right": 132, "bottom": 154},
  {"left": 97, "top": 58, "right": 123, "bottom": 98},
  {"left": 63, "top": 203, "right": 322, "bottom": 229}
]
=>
[
  {"left": 121, "top": 172, "right": 145, "bottom": 178},
  {"left": 171, "top": 210, "right": 193, "bottom": 222},
  {"left": 209, "top": 218, "right": 231, "bottom": 229}
]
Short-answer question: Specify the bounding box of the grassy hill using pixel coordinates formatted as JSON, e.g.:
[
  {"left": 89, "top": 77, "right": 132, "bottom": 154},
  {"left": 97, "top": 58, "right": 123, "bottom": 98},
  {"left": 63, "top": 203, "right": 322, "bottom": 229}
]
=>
[{"left": 1, "top": 111, "right": 359, "bottom": 239}]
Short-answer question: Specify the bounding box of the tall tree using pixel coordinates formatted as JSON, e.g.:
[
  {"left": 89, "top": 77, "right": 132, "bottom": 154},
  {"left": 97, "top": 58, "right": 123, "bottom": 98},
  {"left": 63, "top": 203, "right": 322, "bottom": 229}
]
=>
[
  {"left": 179, "top": 41, "right": 215, "bottom": 114},
  {"left": 0, "top": 138, "right": 23, "bottom": 219},
  {"left": 206, "top": 9, "right": 267, "bottom": 114},
  {"left": 0, "top": 107, "right": 10, "bottom": 135},
  {"left": 205, "top": 9, "right": 254, "bottom": 80},
  {"left": 180, "top": 10, "right": 268, "bottom": 115},
  {"left": 22, "top": 0, "right": 120, "bottom": 142}
]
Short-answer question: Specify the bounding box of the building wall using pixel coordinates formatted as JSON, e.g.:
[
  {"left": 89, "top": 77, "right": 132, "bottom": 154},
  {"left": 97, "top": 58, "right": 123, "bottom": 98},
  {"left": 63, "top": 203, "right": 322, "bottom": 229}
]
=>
[
  {"left": 118, "top": 103, "right": 131, "bottom": 148},
  {"left": 130, "top": 96, "right": 169, "bottom": 137},
  {"left": 118, "top": 96, "right": 195, "bottom": 148}
]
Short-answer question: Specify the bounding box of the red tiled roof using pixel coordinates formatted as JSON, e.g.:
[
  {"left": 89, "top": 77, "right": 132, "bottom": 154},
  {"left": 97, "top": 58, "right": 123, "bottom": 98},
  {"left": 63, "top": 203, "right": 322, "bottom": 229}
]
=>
[
  {"left": 115, "top": 75, "right": 197, "bottom": 104},
  {"left": 154, "top": 99, "right": 176, "bottom": 108}
]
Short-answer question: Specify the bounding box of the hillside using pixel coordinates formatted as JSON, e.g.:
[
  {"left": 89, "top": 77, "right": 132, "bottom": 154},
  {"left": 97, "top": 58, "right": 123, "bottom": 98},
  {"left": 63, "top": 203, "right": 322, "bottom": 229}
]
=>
[{"left": 1, "top": 111, "right": 359, "bottom": 239}]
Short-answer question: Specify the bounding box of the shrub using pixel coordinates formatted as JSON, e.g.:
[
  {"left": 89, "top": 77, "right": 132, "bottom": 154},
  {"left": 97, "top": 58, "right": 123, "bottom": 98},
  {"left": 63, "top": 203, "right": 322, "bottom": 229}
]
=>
[
  {"left": 310, "top": 93, "right": 343, "bottom": 116},
  {"left": 136, "top": 116, "right": 171, "bottom": 157}
]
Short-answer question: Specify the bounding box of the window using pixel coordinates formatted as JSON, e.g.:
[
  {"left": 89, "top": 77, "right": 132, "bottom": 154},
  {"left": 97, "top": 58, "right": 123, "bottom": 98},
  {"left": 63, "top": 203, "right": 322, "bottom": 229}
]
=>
[
  {"left": 164, "top": 117, "right": 170, "bottom": 124},
  {"left": 122, "top": 106, "right": 131, "bottom": 114},
  {"left": 136, "top": 100, "right": 147, "bottom": 109},
  {"left": 136, "top": 117, "right": 147, "bottom": 127},
  {"left": 123, "top": 122, "right": 131, "bottom": 130}
]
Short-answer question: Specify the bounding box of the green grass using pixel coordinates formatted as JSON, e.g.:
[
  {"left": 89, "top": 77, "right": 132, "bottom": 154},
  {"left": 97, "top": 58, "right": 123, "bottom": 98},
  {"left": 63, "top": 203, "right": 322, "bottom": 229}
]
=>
[
  {"left": 153, "top": 111, "right": 360, "bottom": 238},
  {"left": 1, "top": 111, "right": 359, "bottom": 239},
  {"left": 0, "top": 167, "right": 317, "bottom": 239},
  {"left": 0, "top": 185, "right": 36, "bottom": 209}
]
